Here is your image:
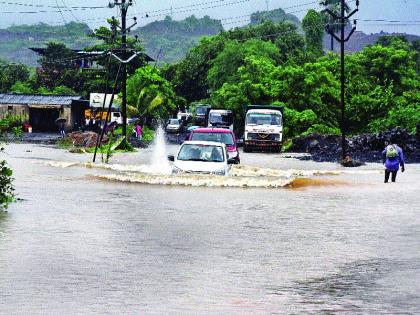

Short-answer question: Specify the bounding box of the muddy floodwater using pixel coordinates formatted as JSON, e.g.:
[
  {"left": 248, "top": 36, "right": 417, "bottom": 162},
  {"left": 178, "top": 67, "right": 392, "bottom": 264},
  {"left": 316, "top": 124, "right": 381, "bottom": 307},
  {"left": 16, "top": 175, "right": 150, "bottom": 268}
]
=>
[{"left": 1, "top": 143, "right": 419, "bottom": 314}]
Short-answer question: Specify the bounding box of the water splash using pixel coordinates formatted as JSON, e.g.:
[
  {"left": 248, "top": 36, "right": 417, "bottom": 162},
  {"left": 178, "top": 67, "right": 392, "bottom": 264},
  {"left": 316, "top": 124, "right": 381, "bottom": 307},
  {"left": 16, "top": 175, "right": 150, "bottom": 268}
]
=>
[{"left": 149, "top": 124, "right": 172, "bottom": 174}]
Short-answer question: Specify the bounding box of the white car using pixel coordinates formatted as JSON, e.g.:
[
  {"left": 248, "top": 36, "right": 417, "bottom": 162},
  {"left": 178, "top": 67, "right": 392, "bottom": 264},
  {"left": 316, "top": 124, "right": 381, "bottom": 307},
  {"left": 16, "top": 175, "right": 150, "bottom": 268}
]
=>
[
  {"left": 165, "top": 118, "right": 182, "bottom": 133},
  {"left": 168, "top": 141, "right": 235, "bottom": 175}
]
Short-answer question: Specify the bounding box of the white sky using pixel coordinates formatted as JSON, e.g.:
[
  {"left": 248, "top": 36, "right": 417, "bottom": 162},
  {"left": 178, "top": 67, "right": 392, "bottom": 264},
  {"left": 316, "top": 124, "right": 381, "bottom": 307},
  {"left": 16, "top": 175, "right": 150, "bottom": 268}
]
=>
[{"left": 0, "top": 0, "right": 419, "bottom": 35}]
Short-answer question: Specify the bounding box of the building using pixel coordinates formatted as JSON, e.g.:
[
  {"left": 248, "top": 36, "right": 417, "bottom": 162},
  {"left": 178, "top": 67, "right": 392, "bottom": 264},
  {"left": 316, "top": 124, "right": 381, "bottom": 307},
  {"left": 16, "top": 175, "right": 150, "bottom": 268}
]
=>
[{"left": 0, "top": 94, "right": 89, "bottom": 132}]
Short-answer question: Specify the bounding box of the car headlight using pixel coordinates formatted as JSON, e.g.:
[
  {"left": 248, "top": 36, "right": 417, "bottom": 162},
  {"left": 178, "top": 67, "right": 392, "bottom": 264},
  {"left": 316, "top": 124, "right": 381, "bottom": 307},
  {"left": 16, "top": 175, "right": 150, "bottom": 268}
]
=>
[
  {"left": 228, "top": 151, "right": 238, "bottom": 158},
  {"left": 213, "top": 168, "right": 226, "bottom": 176}
]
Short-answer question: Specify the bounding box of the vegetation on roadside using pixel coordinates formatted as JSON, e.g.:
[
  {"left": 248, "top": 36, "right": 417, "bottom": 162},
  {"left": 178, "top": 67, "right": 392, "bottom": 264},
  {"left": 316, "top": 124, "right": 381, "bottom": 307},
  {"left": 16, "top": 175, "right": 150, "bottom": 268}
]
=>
[{"left": 0, "top": 143, "right": 14, "bottom": 210}]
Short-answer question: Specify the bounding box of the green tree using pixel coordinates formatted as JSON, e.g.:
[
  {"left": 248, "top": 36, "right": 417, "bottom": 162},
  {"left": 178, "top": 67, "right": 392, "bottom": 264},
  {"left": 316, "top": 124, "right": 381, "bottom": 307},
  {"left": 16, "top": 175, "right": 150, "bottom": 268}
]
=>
[
  {"left": 302, "top": 10, "right": 325, "bottom": 57},
  {"left": 0, "top": 60, "right": 30, "bottom": 93},
  {"left": 126, "top": 66, "right": 180, "bottom": 121},
  {"left": 207, "top": 39, "right": 280, "bottom": 90},
  {"left": 0, "top": 142, "right": 14, "bottom": 210},
  {"left": 35, "top": 42, "right": 82, "bottom": 91}
]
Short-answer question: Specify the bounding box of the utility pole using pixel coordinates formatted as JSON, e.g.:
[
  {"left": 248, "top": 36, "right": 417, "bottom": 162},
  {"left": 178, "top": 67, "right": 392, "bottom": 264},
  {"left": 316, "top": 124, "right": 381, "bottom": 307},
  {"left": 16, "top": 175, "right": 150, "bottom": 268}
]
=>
[
  {"left": 121, "top": 0, "right": 128, "bottom": 142},
  {"left": 326, "top": 0, "right": 359, "bottom": 161},
  {"left": 265, "top": 0, "right": 269, "bottom": 11},
  {"left": 108, "top": 0, "right": 137, "bottom": 148}
]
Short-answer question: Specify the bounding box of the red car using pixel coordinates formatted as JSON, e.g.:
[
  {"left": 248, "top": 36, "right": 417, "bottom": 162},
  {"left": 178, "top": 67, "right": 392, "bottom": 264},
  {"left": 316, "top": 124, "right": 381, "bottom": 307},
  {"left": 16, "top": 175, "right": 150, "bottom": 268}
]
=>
[{"left": 189, "top": 127, "right": 240, "bottom": 163}]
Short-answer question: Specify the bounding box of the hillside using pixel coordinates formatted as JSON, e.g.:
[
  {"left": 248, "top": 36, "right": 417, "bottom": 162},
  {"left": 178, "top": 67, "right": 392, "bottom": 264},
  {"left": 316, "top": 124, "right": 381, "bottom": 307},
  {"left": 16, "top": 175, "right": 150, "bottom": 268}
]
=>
[
  {"left": 133, "top": 15, "right": 223, "bottom": 64},
  {"left": 1, "top": 10, "right": 419, "bottom": 66},
  {"left": 250, "top": 8, "right": 301, "bottom": 28},
  {"left": 323, "top": 30, "right": 420, "bottom": 52},
  {"left": 0, "top": 22, "right": 94, "bottom": 65}
]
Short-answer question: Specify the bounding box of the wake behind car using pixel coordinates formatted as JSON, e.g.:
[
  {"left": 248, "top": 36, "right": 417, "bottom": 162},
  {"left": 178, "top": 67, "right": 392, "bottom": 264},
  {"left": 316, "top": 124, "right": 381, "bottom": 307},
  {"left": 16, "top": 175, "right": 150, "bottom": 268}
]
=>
[
  {"left": 168, "top": 141, "right": 236, "bottom": 175},
  {"left": 189, "top": 127, "right": 240, "bottom": 163}
]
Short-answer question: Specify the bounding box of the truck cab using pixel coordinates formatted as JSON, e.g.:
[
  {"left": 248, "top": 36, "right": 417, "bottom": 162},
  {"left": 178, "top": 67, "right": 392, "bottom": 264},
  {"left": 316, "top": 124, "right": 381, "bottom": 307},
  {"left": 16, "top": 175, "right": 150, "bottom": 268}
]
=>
[
  {"left": 194, "top": 104, "right": 211, "bottom": 126},
  {"left": 207, "top": 109, "right": 234, "bottom": 130},
  {"left": 244, "top": 105, "right": 283, "bottom": 152}
]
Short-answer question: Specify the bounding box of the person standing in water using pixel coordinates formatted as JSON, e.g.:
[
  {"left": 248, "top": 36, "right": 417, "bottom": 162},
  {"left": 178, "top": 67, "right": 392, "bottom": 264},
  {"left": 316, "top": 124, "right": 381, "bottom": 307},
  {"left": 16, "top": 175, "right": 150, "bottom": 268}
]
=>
[{"left": 382, "top": 137, "right": 405, "bottom": 183}]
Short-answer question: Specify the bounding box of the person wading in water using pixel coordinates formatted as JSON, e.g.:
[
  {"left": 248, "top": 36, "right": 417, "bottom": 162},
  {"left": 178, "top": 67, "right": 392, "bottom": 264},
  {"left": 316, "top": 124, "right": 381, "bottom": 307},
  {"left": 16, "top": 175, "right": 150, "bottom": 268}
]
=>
[{"left": 382, "top": 137, "right": 405, "bottom": 183}]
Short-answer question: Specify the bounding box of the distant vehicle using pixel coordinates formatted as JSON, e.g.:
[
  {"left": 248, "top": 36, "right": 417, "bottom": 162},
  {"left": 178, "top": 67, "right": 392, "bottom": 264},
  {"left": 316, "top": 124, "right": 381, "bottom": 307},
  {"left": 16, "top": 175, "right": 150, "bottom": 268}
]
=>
[
  {"left": 85, "top": 109, "right": 124, "bottom": 125},
  {"left": 189, "top": 127, "right": 240, "bottom": 163},
  {"left": 165, "top": 118, "right": 183, "bottom": 133},
  {"left": 168, "top": 141, "right": 236, "bottom": 175},
  {"left": 207, "top": 109, "right": 234, "bottom": 130},
  {"left": 177, "top": 111, "right": 192, "bottom": 124},
  {"left": 243, "top": 105, "right": 283, "bottom": 152},
  {"left": 194, "top": 104, "right": 211, "bottom": 126}
]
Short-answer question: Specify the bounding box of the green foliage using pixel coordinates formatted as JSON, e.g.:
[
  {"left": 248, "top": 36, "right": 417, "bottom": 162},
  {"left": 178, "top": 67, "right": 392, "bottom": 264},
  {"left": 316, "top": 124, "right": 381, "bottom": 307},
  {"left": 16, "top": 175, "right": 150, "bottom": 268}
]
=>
[
  {"left": 207, "top": 39, "right": 280, "bottom": 90},
  {"left": 283, "top": 107, "right": 317, "bottom": 137},
  {"left": 250, "top": 8, "right": 301, "bottom": 27},
  {"left": 0, "top": 148, "right": 14, "bottom": 209},
  {"left": 141, "top": 126, "right": 155, "bottom": 142},
  {"left": 368, "top": 91, "right": 420, "bottom": 134},
  {"left": 164, "top": 21, "right": 305, "bottom": 103},
  {"left": 303, "top": 124, "right": 341, "bottom": 136},
  {"left": 10, "top": 81, "right": 35, "bottom": 94},
  {"left": 127, "top": 65, "right": 179, "bottom": 120},
  {"left": 133, "top": 15, "right": 223, "bottom": 64},
  {"left": 302, "top": 10, "right": 325, "bottom": 57},
  {"left": 36, "top": 42, "right": 82, "bottom": 91},
  {"left": 0, "top": 115, "right": 25, "bottom": 133},
  {"left": 0, "top": 60, "right": 30, "bottom": 92}
]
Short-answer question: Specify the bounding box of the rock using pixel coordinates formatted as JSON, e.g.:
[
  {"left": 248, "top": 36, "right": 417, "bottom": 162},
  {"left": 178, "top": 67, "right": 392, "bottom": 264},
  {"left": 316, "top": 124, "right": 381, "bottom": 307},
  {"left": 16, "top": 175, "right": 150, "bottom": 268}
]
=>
[
  {"left": 68, "top": 131, "right": 109, "bottom": 148},
  {"left": 341, "top": 156, "right": 365, "bottom": 167},
  {"left": 290, "top": 128, "right": 419, "bottom": 163}
]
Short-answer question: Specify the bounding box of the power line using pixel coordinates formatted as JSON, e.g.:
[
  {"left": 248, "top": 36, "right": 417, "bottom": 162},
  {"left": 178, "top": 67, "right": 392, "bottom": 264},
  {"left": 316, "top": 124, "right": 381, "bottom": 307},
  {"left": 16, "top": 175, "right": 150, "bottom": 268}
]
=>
[{"left": 0, "top": 1, "right": 107, "bottom": 9}]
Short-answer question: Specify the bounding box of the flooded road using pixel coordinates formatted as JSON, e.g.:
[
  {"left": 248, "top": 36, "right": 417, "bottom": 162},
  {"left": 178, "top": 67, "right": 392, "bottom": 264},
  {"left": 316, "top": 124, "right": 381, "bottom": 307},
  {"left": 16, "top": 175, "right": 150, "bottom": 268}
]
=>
[{"left": 1, "top": 143, "right": 419, "bottom": 314}]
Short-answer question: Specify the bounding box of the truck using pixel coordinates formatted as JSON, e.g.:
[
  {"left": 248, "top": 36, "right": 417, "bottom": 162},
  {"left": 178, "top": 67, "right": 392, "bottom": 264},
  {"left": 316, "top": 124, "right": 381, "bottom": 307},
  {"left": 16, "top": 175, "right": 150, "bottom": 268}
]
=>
[
  {"left": 243, "top": 105, "right": 283, "bottom": 152},
  {"left": 207, "top": 109, "right": 234, "bottom": 130},
  {"left": 85, "top": 108, "right": 123, "bottom": 125},
  {"left": 194, "top": 104, "right": 211, "bottom": 126}
]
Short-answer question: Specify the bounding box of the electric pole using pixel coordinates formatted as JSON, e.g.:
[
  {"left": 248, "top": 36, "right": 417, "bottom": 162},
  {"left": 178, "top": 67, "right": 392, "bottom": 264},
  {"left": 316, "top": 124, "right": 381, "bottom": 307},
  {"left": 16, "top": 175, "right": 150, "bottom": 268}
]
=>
[
  {"left": 326, "top": 0, "right": 359, "bottom": 161},
  {"left": 108, "top": 0, "right": 137, "bottom": 148},
  {"left": 121, "top": 0, "right": 128, "bottom": 142}
]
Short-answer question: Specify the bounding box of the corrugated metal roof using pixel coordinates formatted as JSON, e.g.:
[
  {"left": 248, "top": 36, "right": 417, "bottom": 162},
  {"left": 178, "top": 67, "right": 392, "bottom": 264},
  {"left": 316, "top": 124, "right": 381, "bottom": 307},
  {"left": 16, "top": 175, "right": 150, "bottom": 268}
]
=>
[{"left": 0, "top": 94, "right": 83, "bottom": 105}]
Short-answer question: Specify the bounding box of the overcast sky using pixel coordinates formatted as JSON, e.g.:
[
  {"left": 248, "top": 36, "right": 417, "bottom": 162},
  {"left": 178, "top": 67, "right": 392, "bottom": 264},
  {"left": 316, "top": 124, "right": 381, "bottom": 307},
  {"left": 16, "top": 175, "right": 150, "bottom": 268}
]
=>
[{"left": 0, "top": 0, "right": 419, "bottom": 35}]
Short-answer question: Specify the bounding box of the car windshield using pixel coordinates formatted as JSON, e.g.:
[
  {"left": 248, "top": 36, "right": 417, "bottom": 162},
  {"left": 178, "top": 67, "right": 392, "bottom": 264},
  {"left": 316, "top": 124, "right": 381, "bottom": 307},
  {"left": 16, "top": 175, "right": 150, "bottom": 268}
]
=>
[
  {"left": 196, "top": 107, "right": 207, "bottom": 115},
  {"left": 246, "top": 113, "right": 282, "bottom": 126},
  {"left": 209, "top": 112, "right": 233, "bottom": 125},
  {"left": 169, "top": 119, "right": 179, "bottom": 125},
  {"left": 177, "top": 144, "right": 225, "bottom": 162},
  {"left": 191, "top": 132, "right": 234, "bottom": 146}
]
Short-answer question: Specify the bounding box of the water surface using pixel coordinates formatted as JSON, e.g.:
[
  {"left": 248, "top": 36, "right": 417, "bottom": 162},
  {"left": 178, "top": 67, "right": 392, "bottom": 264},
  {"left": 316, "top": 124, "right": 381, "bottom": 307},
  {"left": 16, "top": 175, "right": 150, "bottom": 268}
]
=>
[{"left": 1, "top": 143, "right": 419, "bottom": 314}]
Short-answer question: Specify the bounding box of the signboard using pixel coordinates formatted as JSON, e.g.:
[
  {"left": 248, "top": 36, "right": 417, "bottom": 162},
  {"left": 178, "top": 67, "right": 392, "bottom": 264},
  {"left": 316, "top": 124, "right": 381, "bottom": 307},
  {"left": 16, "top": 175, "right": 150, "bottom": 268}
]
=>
[{"left": 89, "top": 93, "right": 120, "bottom": 108}]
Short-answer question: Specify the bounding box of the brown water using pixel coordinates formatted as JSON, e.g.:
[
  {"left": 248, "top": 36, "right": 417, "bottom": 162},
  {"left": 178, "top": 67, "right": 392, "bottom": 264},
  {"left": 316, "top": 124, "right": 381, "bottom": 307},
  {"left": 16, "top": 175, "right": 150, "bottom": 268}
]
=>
[{"left": 1, "top": 143, "right": 419, "bottom": 314}]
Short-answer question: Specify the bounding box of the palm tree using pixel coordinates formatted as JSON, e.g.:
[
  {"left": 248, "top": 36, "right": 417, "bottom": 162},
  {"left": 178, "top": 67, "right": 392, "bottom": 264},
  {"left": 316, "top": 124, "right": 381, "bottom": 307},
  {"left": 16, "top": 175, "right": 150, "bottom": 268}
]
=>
[{"left": 320, "top": 0, "right": 350, "bottom": 51}]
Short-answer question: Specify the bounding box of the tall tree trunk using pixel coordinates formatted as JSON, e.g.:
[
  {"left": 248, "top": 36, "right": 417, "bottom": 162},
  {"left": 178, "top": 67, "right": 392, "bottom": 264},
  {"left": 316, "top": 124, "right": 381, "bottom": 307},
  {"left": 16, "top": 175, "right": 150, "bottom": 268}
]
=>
[{"left": 330, "top": 33, "right": 334, "bottom": 51}]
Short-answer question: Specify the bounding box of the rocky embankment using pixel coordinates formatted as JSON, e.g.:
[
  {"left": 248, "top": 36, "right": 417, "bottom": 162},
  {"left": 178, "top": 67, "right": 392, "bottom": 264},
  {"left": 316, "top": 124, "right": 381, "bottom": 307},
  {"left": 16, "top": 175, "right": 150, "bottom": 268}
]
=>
[{"left": 291, "top": 128, "right": 419, "bottom": 163}]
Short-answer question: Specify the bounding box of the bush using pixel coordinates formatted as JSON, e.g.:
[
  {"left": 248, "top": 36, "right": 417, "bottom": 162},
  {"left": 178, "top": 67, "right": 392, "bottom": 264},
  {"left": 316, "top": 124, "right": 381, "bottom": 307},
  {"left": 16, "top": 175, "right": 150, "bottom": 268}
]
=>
[
  {"left": 142, "top": 126, "right": 155, "bottom": 142},
  {"left": 303, "top": 124, "right": 341, "bottom": 136},
  {"left": 0, "top": 114, "right": 26, "bottom": 133},
  {"left": 0, "top": 148, "right": 14, "bottom": 210}
]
